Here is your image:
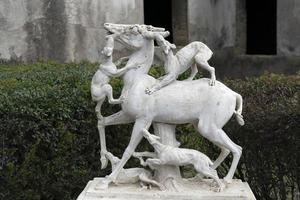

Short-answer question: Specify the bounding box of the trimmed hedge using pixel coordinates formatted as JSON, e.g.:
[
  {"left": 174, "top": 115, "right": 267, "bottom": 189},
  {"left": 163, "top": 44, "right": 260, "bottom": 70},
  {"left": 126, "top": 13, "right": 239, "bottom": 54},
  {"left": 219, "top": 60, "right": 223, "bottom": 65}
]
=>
[
  {"left": 178, "top": 73, "right": 299, "bottom": 199},
  {"left": 0, "top": 62, "right": 299, "bottom": 200}
]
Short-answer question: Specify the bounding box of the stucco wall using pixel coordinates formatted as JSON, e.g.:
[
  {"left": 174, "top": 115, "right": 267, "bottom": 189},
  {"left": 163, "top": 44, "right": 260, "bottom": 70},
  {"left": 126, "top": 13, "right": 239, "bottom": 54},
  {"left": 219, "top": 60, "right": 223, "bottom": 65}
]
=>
[
  {"left": 187, "top": 0, "right": 236, "bottom": 50},
  {"left": 277, "top": 0, "right": 300, "bottom": 56},
  {"left": 0, "top": 0, "right": 143, "bottom": 62}
]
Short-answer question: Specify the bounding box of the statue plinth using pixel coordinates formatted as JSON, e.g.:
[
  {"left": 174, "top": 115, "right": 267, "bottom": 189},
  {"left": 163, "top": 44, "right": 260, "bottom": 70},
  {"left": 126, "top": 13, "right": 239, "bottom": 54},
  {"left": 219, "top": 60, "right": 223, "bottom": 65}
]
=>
[{"left": 77, "top": 178, "right": 256, "bottom": 200}]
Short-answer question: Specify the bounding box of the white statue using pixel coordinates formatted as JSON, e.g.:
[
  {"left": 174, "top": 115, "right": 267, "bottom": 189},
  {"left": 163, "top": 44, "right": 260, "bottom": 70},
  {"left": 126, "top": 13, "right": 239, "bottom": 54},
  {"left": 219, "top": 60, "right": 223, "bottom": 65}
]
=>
[
  {"left": 92, "top": 23, "right": 245, "bottom": 192},
  {"left": 145, "top": 40, "right": 216, "bottom": 95},
  {"left": 139, "top": 129, "right": 225, "bottom": 192},
  {"left": 103, "top": 151, "right": 163, "bottom": 189},
  {"left": 91, "top": 35, "right": 139, "bottom": 119}
]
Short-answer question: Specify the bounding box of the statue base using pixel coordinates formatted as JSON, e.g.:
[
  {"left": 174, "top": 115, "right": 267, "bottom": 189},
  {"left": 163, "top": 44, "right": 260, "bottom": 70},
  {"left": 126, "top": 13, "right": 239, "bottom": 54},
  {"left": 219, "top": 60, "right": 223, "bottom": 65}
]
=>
[{"left": 77, "top": 178, "right": 256, "bottom": 200}]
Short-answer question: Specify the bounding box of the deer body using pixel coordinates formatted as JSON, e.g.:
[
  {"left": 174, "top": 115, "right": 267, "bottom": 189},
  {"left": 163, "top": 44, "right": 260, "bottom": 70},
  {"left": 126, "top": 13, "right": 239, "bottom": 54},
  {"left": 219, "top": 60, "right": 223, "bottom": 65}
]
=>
[{"left": 95, "top": 23, "right": 244, "bottom": 190}]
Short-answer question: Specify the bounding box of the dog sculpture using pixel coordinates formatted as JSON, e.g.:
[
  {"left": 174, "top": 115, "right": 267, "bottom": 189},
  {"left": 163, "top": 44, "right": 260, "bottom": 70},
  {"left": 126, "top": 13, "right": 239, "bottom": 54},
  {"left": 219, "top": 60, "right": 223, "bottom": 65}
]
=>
[
  {"left": 141, "top": 129, "right": 225, "bottom": 192},
  {"left": 104, "top": 151, "right": 163, "bottom": 190}
]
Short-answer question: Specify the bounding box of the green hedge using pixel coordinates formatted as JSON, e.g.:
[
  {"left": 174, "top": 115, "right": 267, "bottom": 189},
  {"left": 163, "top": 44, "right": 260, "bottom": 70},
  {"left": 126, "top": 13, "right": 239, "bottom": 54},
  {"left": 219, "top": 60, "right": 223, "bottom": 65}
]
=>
[
  {"left": 178, "top": 73, "right": 299, "bottom": 199},
  {"left": 0, "top": 62, "right": 299, "bottom": 200}
]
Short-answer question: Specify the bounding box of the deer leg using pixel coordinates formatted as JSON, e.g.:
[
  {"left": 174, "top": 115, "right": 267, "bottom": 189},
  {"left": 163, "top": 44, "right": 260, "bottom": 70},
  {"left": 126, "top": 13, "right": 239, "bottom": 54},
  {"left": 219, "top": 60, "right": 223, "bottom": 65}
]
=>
[
  {"left": 211, "top": 148, "right": 230, "bottom": 170},
  {"left": 196, "top": 120, "right": 242, "bottom": 183},
  {"left": 194, "top": 54, "right": 215, "bottom": 86},
  {"left": 96, "top": 111, "right": 133, "bottom": 169},
  {"left": 96, "top": 117, "right": 152, "bottom": 189},
  {"left": 192, "top": 122, "right": 230, "bottom": 170},
  {"left": 96, "top": 97, "right": 107, "bottom": 169},
  {"left": 101, "top": 111, "right": 134, "bottom": 126}
]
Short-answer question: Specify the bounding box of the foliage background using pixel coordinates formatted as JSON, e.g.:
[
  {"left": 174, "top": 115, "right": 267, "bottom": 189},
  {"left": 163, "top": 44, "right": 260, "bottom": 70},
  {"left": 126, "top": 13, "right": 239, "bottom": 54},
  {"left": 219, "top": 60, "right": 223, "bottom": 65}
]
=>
[{"left": 0, "top": 62, "right": 299, "bottom": 200}]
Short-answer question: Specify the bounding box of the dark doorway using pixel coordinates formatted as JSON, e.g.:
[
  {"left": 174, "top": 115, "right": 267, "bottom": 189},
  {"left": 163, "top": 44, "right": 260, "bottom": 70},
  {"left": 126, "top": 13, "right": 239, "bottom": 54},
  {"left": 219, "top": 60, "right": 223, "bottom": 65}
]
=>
[
  {"left": 246, "top": 0, "right": 277, "bottom": 55},
  {"left": 144, "top": 0, "right": 173, "bottom": 43}
]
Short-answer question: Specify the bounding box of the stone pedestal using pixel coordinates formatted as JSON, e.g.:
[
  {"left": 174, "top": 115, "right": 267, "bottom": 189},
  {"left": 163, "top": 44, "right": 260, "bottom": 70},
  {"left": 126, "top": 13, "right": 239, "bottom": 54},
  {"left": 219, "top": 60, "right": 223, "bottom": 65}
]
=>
[{"left": 77, "top": 178, "right": 256, "bottom": 200}]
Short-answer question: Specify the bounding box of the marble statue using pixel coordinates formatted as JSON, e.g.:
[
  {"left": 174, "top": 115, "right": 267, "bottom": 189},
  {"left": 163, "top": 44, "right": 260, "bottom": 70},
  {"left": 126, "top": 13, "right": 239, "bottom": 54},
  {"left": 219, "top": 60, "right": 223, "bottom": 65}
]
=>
[
  {"left": 91, "top": 35, "right": 140, "bottom": 120},
  {"left": 103, "top": 151, "right": 163, "bottom": 189},
  {"left": 83, "top": 23, "right": 248, "bottom": 199},
  {"left": 139, "top": 129, "right": 225, "bottom": 192},
  {"left": 145, "top": 40, "right": 216, "bottom": 95}
]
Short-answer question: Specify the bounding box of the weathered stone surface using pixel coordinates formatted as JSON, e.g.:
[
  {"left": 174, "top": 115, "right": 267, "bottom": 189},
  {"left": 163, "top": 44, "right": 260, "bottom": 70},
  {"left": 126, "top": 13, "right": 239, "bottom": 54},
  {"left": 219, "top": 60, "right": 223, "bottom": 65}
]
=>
[
  {"left": 77, "top": 178, "right": 256, "bottom": 200},
  {"left": 0, "top": 0, "right": 143, "bottom": 62},
  {"left": 187, "top": 0, "right": 236, "bottom": 50},
  {"left": 92, "top": 22, "right": 244, "bottom": 193},
  {"left": 277, "top": 0, "right": 300, "bottom": 56},
  {"left": 64, "top": 0, "right": 143, "bottom": 62},
  {"left": 1, "top": 0, "right": 300, "bottom": 77},
  {"left": 0, "top": 0, "right": 28, "bottom": 61}
]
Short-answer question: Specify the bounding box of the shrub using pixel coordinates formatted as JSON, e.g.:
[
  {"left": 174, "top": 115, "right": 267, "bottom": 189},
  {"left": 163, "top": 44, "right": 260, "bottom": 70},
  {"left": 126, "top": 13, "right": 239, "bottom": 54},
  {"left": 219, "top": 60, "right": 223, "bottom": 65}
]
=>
[
  {"left": 178, "top": 73, "right": 300, "bottom": 199},
  {"left": 0, "top": 62, "right": 299, "bottom": 200},
  {"left": 224, "top": 74, "right": 299, "bottom": 199},
  {"left": 0, "top": 62, "right": 126, "bottom": 200}
]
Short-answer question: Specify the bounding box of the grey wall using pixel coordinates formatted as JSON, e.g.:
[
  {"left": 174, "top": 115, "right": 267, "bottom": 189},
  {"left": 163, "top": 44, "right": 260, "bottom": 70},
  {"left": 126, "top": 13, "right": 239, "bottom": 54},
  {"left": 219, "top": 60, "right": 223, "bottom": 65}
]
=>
[
  {"left": 186, "top": 0, "right": 300, "bottom": 57},
  {"left": 0, "top": 0, "right": 143, "bottom": 62},
  {"left": 277, "top": 0, "right": 300, "bottom": 56},
  {"left": 0, "top": 0, "right": 299, "bottom": 77},
  {"left": 172, "top": 0, "right": 188, "bottom": 46},
  {"left": 187, "top": 0, "right": 236, "bottom": 50},
  {"left": 186, "top": 0, "right": 299, "bottom": 78}
]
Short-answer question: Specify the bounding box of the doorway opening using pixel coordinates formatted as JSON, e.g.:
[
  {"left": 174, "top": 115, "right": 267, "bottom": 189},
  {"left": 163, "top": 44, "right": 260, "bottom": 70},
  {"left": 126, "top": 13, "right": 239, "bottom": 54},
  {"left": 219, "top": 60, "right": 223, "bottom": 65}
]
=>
[
  {"left": 144, "top": 0, "right": 173, "bottom": 43},
  {"left": 246, "top": 0, "right": 277, "bottom": 55}
]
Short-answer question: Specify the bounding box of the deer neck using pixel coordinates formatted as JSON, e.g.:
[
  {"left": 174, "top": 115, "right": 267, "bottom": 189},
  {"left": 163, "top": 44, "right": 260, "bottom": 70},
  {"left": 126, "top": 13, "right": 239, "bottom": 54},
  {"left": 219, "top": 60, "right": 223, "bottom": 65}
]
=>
[{"left": 122, "top": 39, "right": 154, "bottom": 85}]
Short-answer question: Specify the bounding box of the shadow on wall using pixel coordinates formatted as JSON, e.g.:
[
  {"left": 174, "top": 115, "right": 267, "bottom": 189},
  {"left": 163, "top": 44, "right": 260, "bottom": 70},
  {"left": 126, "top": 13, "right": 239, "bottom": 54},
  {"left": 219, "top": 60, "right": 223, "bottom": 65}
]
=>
[{"left": 23, "top": 0, "right": 67, "bottom": 62}]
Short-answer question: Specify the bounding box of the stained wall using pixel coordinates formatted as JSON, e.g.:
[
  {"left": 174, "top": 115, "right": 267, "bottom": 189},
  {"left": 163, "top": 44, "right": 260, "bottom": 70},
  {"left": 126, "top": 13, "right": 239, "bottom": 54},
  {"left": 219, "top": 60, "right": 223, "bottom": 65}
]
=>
[{"left": 0, "top": 0, "right": 143, "bottom": 62}]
